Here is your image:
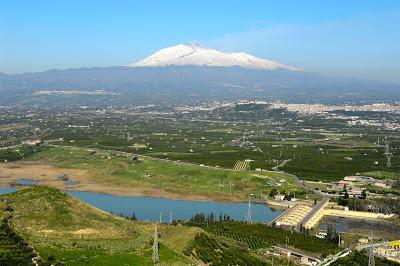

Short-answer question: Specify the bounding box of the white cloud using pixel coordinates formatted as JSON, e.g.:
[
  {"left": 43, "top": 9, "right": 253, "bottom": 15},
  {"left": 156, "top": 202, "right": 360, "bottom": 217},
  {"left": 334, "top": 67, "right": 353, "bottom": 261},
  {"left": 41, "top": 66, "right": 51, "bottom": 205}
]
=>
[{"left": 203, "top": 9, "right": 400, "bottom": 83}]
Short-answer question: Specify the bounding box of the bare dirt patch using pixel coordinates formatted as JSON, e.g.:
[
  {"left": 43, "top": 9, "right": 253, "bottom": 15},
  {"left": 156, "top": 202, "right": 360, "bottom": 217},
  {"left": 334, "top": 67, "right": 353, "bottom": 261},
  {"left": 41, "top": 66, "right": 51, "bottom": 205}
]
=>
[
  {"left": 0, "top": 162, "right": 89, "bottom": 190},
  {"left": 0, "top": 161, "right": 242, "bottom": 202}
]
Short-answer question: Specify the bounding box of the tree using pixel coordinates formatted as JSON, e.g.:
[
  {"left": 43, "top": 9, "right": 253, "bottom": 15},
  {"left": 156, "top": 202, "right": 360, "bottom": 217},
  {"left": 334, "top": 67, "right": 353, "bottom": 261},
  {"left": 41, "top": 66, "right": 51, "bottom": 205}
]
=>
[
  {"left": 269, "top": 188, "right": 278, "bottom": 197},
  {"left": 393, "top": 179, "right": 400, "bottom": 189},
  {"left": 343, "top": 189, "right": 349, "bottom": 199},
  {"left": 190, "top": 213, "right": 206, "bottom": 223},
  {"left": 284, "top": 192, "right": 295, "bottom": 201},
  {"left": 326, "top": 224, "right": 339, "bottom": 244},
  {"left": 360, "top": 189, "right": 367, "bottom": 200},
  {"left": 207, "top": 213, "right": 215, "bottom": 223},
  {"left": 326, "top": 224, "right": 334, "bottom": 240}
]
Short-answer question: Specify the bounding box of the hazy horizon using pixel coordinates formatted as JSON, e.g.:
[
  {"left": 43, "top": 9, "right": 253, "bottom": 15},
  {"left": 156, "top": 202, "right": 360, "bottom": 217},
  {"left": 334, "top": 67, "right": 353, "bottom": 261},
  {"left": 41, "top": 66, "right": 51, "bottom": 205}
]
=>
[{"left": 1, "top": 0, "right": 400, "bottom": 83}]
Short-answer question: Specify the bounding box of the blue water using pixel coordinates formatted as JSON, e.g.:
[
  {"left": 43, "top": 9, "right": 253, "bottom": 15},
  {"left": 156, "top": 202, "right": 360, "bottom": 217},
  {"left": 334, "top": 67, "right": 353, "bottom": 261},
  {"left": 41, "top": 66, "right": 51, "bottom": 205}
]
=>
[
  {"left": 319, "top": 216, "right": 400, "bottom": 235},
  {"left": 67, "top": 190, "right": 282, "bottom": 223},
  {"left": 0, "top": 187, "right": 17, "bottom": 195},
  {"left": 56, "top": 175, "right": 77, "bottom": 186},
  {"left": 66, "top": 181, "right": 77, "bottom": 186},
  {"left": 319, "top": 221, "right": 348, "bottom": 233},
  {"left": 16, "top": 179, "right": 38, "bottom": 185}
]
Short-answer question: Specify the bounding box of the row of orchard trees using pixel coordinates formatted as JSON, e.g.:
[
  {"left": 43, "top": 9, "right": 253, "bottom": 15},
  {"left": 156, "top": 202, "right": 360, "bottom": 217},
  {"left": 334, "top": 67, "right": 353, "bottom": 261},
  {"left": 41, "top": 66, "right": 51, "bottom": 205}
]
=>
[
  {"left": 190, "top": 212, "right": 232, "bottom": 224},
  {"left": 347, "top": 198, "right": 400, "bottom": 214}
]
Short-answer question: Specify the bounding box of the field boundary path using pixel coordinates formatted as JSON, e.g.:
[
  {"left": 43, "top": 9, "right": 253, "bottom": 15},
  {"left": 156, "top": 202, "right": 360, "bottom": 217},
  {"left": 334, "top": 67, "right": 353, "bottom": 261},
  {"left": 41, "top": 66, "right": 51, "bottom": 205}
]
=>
[{"left": 272, "top": 159, "right": 292, "bottom": 171}]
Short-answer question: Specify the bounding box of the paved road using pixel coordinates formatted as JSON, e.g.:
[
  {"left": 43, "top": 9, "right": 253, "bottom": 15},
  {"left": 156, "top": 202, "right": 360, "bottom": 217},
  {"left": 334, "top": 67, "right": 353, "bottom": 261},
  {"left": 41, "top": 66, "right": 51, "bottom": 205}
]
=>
[
  {"left": 0, "top": 144, "right": 23, "bottom": 150},
  {"left": 318, "top": 248, "right": 351, "bottom": 266},
  {"left": 291, "top": 174, "right": 331, "bottom": 198},
  {"left": 272, "top": 159, "right": 292, "bottom": 171}
]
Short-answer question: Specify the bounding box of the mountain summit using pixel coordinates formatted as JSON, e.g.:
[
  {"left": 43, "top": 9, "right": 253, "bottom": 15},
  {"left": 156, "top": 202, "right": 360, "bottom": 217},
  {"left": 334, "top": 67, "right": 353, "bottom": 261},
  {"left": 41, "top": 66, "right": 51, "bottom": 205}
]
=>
[{"left": 129, "top": 44, "right": 300, "bottom": 71}]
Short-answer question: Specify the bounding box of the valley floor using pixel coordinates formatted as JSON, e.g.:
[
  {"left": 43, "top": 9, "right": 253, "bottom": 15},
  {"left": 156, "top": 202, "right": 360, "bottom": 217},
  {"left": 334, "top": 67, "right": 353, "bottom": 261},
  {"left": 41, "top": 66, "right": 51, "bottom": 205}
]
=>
[{"left": 0, "top": 145, "right": 301, "bottom": 202}]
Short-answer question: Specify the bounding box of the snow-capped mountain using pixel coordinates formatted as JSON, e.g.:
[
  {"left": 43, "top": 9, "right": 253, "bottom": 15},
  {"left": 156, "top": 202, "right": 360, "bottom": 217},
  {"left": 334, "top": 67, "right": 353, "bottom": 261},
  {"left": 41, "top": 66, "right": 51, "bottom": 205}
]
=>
[
  {"left": 129, "top": 44, "right": 300, "bottom": 71},
  {"left": 2, "top": 44, "right": 399, "bottom": 106}
]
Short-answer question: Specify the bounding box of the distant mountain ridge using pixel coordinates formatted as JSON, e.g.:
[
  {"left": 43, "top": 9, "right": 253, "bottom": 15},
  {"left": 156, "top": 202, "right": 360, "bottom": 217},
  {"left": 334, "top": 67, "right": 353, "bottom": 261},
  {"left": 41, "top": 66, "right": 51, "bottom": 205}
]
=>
[{"left": 0, "top": 44, "right": 399, "bottom": 105}]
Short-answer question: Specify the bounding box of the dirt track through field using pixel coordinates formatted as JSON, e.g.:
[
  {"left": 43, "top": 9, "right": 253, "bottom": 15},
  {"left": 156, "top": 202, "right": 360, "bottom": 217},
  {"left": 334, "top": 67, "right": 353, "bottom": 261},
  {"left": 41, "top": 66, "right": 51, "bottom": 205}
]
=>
[{"left": 0, "top": 161, "right": 241, "bottom": 202}]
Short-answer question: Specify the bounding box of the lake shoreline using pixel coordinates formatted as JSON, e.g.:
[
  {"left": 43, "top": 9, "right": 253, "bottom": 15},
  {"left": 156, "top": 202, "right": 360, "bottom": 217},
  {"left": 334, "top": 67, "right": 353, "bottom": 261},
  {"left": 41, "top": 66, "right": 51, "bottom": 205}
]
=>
[
  {"left": 0, "top": 186, "right": 283, "bottom": 223},
  {"left": 0, "top": 161, "right": 248, "bottom": 203},
  {"left": 0, "top": 181, "right": 249, "bottom": 203}
]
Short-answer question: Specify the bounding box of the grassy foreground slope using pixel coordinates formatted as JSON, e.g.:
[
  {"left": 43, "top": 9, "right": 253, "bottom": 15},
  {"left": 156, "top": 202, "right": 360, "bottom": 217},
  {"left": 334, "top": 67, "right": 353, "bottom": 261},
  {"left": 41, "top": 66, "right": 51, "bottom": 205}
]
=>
[
  {"left": 0, "top": 199, "right": 36, "bottom": 265},
  {"left": 27, "top": 146, "right": 301, "bottom": 200},
  {"left": 0, "top": 186, "right": 191, "bottom": 265}
]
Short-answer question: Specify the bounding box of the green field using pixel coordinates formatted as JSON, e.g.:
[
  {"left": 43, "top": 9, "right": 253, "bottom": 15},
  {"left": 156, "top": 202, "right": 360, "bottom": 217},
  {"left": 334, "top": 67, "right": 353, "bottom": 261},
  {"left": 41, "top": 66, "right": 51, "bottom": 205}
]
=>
[
  {"left": 200, "top": 222, "right": 340, "bottom": 257},
  {"left": 2, "top": 102, "right": 399, "bottom": 185},
  {"left": 184, "top": 232, "right": 270, "bottom": 265},
  {"left": 26, "top": 146, "right": 302, "bottom": 200},
  {"left": 0, "top": 145, "right": 47, "bottom": 162},
  {"left": 282, "top": 147, "right": 400, "bottom": 182}
]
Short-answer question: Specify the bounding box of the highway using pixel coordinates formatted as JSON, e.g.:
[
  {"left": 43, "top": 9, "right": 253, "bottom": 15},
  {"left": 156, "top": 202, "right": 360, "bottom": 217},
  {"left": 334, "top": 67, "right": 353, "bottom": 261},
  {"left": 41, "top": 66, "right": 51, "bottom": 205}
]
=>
[
  {"left": 271, "top": 159, "right": 292, "bottom": 171},
  {"left": 318, "top": 249, "right": 352, "bottom": 266}
]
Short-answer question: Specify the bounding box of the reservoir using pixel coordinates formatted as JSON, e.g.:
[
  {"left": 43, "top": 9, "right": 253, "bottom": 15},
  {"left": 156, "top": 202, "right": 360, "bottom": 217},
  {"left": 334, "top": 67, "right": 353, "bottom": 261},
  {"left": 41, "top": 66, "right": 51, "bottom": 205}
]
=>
[
  {"left": 0, "top": 187, "right": 282, "bottom": 223},
  {"left": 68, "top": 190, "right": 283, "bottom": 223},
  {"left": 1, "top": 187, "right": 398, "bottom": 236},
  {"left": 0, "top": 187, "right": 17, "bottom": 195}
]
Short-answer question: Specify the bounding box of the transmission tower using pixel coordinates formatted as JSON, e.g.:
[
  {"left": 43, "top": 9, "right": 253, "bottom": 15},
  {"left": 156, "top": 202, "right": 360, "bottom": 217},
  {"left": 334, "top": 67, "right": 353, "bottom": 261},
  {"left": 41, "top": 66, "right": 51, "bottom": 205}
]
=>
[
  {"left": 152, "top": 225, "right": 159, "bottom": 264},
  {"left": 240, "top": 132, "right": 246, "bottom": 147},
  {"left": 384, "top": 140, "right": 392, "bottom": 168},
  {"left": 368, "top": 247, "right": 375, "bottom": 266},
  {"left": 245, "top": 197, "right": 252, "bottom": 224}
]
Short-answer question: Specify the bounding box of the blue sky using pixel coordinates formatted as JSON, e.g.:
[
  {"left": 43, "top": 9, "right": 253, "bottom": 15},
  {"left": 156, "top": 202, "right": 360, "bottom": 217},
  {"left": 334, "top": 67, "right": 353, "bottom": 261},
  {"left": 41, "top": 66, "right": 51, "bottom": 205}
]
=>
[{"left": 1, "top": 0, "right": 399, "bottom": 83}]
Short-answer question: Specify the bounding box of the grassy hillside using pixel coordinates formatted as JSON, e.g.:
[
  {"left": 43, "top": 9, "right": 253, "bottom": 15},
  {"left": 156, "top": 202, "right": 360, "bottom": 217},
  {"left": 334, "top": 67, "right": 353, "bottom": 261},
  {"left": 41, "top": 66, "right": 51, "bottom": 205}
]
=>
[
  {"left": 26, "top": 146, "right": 301, "bottom": 200},
  {"left": 0, "top": 187, "right": 282, "bottom": 265},
  {"left": 0, "top": 206, "right": 36, "bottom": 265},
  {"left": 0, "top": 186, "right": 192, "bottom": 265}
]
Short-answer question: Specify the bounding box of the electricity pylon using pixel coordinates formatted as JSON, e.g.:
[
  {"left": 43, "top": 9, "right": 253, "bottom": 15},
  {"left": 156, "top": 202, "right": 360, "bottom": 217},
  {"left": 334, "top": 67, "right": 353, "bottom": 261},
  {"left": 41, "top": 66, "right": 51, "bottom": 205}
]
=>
[
  {"left": 152, "top": 225, "right": 159, "bottom": 264},
  {"left": 245, "top": 197, "right": 252, "bottom": 224},
  {"left": 368, "top": 247, "right": 375, "bottom": 266},
  {"left": 384, "top": 140, "right": 392, "bottom": 168}
]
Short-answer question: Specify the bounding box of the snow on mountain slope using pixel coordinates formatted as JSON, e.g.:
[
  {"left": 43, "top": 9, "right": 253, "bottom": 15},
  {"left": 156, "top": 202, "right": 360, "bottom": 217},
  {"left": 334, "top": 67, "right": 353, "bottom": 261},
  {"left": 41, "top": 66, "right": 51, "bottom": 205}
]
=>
[{"left": 128, "top": 44, "right": 300, "bottom": 71}]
